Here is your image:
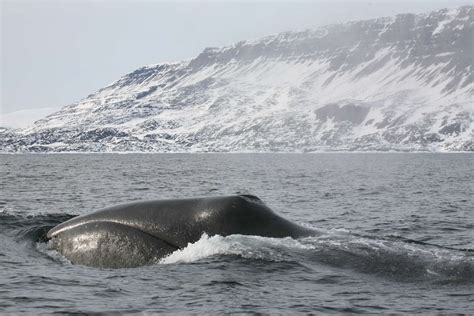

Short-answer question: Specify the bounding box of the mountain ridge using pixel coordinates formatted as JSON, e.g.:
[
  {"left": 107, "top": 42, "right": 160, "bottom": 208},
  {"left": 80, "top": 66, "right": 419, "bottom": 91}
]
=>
[{"left": 1, "top": 5, "right": 473, "bottom": 152}]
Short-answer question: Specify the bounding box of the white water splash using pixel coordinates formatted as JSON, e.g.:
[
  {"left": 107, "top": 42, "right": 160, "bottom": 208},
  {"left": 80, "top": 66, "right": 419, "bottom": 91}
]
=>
[{"left": 160, "top": 233, "right": 314, "bottom": 264}]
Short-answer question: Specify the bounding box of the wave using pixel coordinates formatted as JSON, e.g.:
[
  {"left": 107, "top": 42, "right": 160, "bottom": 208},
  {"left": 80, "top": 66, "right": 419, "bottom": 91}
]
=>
[
  {"left": 0, "top": 209, "right": 74, "bottom": 243},
  {"left": 160, "top": 233, "right": 313, "bottom": 264},
  {"left": 160, "top": 229, "right": 473, "bottom": 284},
  {"left": 1, "top": 211, "right": 472, "bottom": 284}
]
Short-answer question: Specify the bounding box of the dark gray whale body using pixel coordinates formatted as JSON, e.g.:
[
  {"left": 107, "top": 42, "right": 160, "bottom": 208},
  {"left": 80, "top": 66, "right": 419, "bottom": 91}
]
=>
[{"left": 47, "top": 195, "right": 315, "bottom": 268}]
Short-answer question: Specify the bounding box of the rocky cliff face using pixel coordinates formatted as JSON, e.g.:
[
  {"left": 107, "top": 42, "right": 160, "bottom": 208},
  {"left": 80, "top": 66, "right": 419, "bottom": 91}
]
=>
[{"left": 2, "top": 6, "right": 473, "bottom": 152}]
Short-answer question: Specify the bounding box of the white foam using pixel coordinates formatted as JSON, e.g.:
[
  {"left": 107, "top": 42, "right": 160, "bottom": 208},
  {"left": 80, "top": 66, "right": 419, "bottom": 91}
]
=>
[{"left": 159, "top": 233, "right": 313, "bottom": 264}]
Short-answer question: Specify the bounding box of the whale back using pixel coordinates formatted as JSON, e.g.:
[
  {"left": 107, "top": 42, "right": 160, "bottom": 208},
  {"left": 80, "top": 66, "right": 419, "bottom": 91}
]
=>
[{"left": 47, "top": 195, "right": 314, "bottom": 267}]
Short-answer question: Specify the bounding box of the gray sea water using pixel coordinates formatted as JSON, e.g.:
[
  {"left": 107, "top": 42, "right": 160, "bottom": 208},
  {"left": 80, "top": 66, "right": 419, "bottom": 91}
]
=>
[{"left": 0, "top": 153, "right": 473, "bottom": 314}]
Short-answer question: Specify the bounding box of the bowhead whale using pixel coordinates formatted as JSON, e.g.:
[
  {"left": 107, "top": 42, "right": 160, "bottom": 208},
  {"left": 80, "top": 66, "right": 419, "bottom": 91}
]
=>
[{"left": 46, "top": 195, "right": 315, "bottom": 268}]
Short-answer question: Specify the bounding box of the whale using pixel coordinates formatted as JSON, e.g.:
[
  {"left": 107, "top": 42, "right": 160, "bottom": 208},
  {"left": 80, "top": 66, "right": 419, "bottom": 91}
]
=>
[{"left": 46, "top": 195, "right": 315, "bottom": 268}]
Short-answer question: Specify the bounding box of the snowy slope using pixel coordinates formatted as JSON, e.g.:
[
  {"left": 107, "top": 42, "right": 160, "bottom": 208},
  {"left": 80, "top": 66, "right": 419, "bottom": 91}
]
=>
[{"left": 1, "top": 6, "right": 473, "bottom": 152}]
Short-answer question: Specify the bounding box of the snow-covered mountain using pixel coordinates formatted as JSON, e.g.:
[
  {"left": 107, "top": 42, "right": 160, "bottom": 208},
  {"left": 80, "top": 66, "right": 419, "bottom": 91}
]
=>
[{"left": 1, "top": 6, "right": 473, "bottom": 152}]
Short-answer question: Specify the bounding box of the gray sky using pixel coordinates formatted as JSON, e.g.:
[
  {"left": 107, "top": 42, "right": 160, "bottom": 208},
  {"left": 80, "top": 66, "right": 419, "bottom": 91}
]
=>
[{"left": 1, "top": 0, "right": 471, "bottom": 119}]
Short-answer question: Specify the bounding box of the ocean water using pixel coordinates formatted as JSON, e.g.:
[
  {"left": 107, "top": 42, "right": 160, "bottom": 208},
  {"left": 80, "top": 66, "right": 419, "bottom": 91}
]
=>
[{"left": 0, "top": 153, "right": 472, "bottom": 314}]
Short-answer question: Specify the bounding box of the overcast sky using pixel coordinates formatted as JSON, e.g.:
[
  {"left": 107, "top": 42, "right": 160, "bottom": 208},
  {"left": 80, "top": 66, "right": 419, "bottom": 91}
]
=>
[{"left": 1, "top": 0, "right": 471, "bottom": 120}]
